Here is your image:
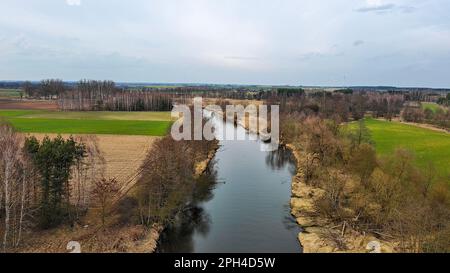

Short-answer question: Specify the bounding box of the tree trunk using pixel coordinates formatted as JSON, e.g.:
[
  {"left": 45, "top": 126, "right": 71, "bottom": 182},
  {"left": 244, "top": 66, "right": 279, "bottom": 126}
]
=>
[{"left": 3, "top": 162, "right": 11, "bottom": 251}]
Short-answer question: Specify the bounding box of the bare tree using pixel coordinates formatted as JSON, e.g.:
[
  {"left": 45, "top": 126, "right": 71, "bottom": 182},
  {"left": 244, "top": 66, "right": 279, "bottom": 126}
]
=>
[
  {"left": 0, "top": 122, "right": 32, "bottom": 251},
  {"left": 92, "top": 178, "right": 120, "bottom": 227},
  {"left": 72, "top": 135, "right": 105, "bottom": 211}
]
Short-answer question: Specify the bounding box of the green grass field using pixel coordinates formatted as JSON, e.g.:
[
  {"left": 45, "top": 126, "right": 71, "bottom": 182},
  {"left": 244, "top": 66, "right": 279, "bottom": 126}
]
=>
[
  {"left": 362, "top": 118, "right": 450, "bottom": 178},
  {"left": 422, "top": 102, "right": 447, "bottom": 113},
  {"left": 0, "top": 110, "right": 173, "bottom": 136},
  {"left": 6, "top": 110, "right": 173, "bottom": 121}
]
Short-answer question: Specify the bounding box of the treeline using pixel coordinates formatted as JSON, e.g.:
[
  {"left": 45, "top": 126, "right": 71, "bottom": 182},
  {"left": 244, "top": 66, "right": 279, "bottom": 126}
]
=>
[
  {"left": 281, "top": 115, "right": 450, "bottom": 252},
  {"left": 20, "top": 79, "right": 173, "bottom": 111},
  {"left": 437, "top": 93, "right": 450, "bottom": 106},
  {"left": 210, "top": 89, "right": 406, "bottom": 125},
  {"left": 58, "top": 80, "right": 173, "bottom": 111},
  {"left": 266, "top": 89, "right": 404, "bottom": 122},
  {"left": 22, "top": 79, "right": 66, "bottom": 99},
  {"left": 402, "top": 105, "right": 450, "bottom": 129},
  {"left": 0, "top": 122, "right": 105, "bottom": 251}
]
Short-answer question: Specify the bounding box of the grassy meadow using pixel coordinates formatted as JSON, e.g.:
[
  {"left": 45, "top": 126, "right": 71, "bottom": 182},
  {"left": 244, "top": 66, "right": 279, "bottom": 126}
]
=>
[
  {"left": 0, "top": 110, "right": 173, "bottom": 136},
  {"left": 422, "top": 102, "right": 447, "bottom": 113},
  {"left": 361, "top": 118, "right": 450, "bottom": 178}
]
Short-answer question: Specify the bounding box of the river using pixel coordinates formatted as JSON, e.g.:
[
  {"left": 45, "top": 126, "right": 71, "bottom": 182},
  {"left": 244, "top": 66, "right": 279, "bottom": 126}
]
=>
[{"left": 157, "top": 111, "right": 301, "bottom": 253}]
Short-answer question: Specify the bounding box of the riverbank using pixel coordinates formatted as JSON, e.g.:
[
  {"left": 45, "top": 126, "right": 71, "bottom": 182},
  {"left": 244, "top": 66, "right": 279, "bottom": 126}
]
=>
[
  {"left": 152, "top": 140, "right": 220, "bottom": 252},
  {"left": 287, "top": 144, "right": 397, "bottom": 253},
  {"left": 194, "top": 142, "right": 220, "bottom": 178},
  {"left": 204, "top": 105, "right": 271, "bottom": 141}
]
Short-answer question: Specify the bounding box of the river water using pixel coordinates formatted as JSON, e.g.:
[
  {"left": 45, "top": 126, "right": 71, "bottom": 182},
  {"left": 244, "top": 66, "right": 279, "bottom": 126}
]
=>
[{"left": 157, "top": 111, "right": 301, "bottom": 253}]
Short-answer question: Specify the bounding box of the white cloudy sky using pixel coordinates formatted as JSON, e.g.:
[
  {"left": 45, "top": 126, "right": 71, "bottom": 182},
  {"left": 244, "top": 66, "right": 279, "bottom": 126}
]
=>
[{"left": 0, "top": 0, "right": 449, "bottom": 87}]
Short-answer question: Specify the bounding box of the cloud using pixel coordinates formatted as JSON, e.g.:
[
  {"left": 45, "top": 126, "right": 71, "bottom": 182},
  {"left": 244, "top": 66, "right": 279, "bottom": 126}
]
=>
[
  {"left": 66, "top": 0, "right": 81, "bottom": 6},
  {"left": 353, "top": 40, "right": 364, "bottom": 46},
  {"left": 0, "top": 0, "right": 448, "bottom": 87},
  {"left": 224, "top": 56, "right": 261, "bottom": 61},
  {"left": 355, "top": 1, "right": 415, "bottom": 14},
  {"left": 398, "top": 6, "right": 416, "bottom": 13},
  {"left": 355, "top": 3, "right": 396, "bottom": 13}
]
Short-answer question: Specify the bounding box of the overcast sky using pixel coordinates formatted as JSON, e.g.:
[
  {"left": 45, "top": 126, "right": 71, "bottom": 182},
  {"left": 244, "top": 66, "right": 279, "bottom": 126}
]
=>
[{"left": 1, "top": 0, "right": 449, "bottom": 87}]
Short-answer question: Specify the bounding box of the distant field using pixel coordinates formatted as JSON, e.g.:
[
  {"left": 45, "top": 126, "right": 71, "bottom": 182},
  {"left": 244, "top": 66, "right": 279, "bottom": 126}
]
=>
[
  {"left": 145, "top": 85, "right": 179, "bottom": 89},
  {"left": 422, "top": 102, "right": 447, "bottom": 113},
  {"left": 0, "top": 89, "right": 22, "bottom": 98},
  {"left": 0, "top": 110, "right": 172, "bottom": 136},
  {"left": 0, "top": 99, "right": 57, "bottom": 110},
  {"left": 361, "top": 118, "right": 450, "bottom": 178},
  {"left": 3, "top": 110, "right": 173, "bottom": 121}
]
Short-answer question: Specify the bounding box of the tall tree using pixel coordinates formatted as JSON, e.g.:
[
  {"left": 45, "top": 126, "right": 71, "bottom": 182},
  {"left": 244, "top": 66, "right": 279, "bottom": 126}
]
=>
[{"left": 24, "top": 136, "right": 85, "bottom": 228}]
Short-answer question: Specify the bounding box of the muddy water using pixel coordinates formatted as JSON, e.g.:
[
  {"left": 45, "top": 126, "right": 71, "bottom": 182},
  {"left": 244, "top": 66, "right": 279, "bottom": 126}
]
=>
[{"left": 157, "top": 111, "right": 301, "bottom": 253}]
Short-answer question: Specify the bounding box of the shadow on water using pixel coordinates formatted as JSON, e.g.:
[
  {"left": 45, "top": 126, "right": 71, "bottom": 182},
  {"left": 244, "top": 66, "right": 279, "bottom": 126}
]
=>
[{"left": 157, "top": 163, "right": 218, "bottom": 253}]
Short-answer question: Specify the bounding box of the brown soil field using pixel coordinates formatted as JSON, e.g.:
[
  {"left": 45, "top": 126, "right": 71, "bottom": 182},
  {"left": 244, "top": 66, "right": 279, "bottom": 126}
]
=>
[
  {"left": 0, "top": 99, "right": 58, "bottom": 110},
  {"left": 96, "top": 135, "right": 158, "bottom": 196}
]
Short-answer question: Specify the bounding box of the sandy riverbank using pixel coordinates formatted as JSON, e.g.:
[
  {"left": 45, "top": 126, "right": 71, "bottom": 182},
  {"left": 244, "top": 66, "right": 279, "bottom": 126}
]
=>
[{"left": 287, "top": 144, "right": 397, "bottom": 253}]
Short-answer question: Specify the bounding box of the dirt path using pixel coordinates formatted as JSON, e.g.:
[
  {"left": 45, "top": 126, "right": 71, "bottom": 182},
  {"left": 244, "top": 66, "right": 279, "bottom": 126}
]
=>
[{"left": 381, "top": 118, "right": 449, "bottom": 134}]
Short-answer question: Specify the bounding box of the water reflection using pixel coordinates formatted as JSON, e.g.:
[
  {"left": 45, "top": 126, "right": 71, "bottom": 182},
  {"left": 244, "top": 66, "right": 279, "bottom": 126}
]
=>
[
  {"left": 265, "top": 146, "right": 297, "bottom": 175},
  {"left": 157, "top": 206, "right": 211, "bottom": 253},
  {"left": 157, "top": 165, "right": 217, "bottom": 253}
]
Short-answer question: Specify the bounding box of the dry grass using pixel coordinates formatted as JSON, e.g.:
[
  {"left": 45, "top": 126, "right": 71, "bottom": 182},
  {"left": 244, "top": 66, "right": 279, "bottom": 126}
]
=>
[
  {"left": 17, "top": 222, "right": 160, "bottom": 253},
  {"left": 27, "top": 133, "right": 158, "bottom": 195},
  {"left": 95, "top": 135, "right": 158, "bottom": 196}
]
